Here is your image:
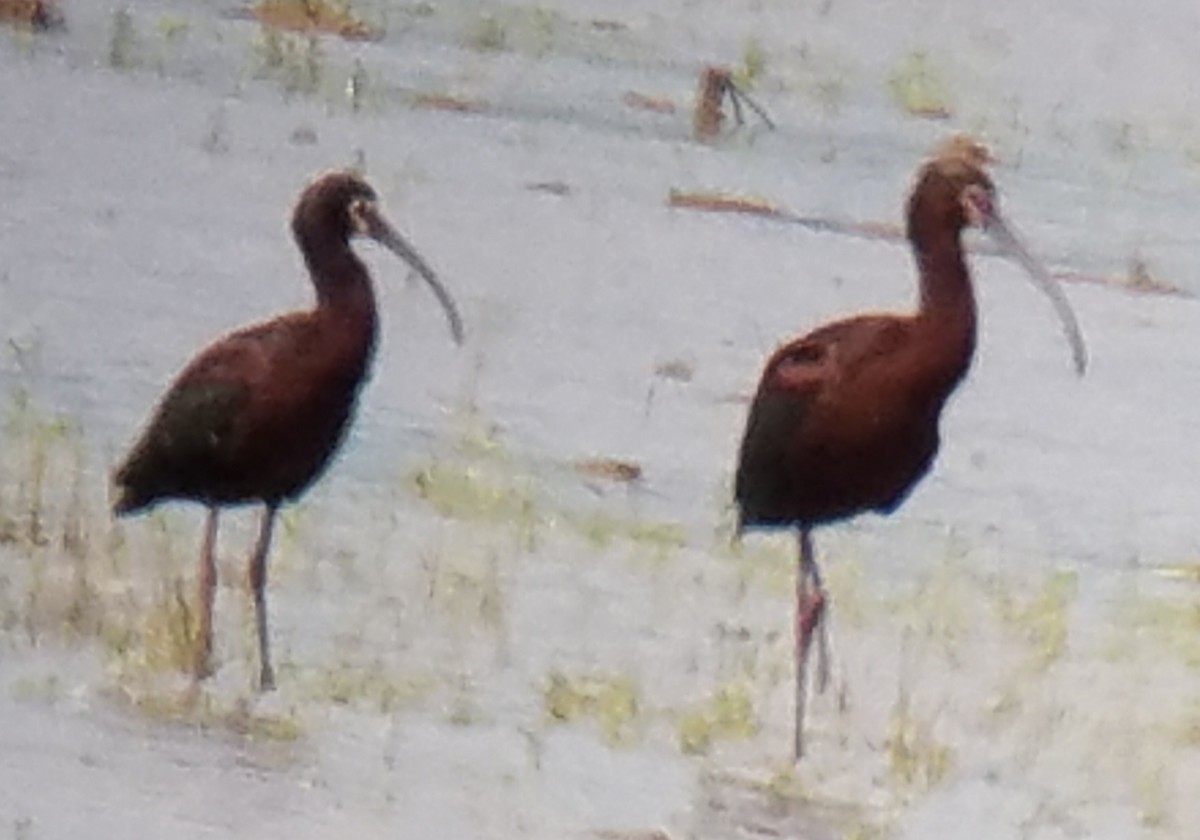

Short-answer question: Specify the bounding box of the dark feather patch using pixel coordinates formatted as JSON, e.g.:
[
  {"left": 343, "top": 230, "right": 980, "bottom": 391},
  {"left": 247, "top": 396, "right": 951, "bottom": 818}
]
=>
[{"left": 113, "top": 380, "right": 248, "bottom": 514}]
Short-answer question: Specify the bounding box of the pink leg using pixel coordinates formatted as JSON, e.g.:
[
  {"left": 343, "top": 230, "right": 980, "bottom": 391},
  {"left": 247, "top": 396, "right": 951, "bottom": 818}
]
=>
[
  {"left": 247, "top": 504, "right": 279, "bottom": 692},
  {"left": 194, "top": 507, "right": 218, "bottom": 681},
  {"left": 793, "top": 527, "right": 828, "bottom": 761}
]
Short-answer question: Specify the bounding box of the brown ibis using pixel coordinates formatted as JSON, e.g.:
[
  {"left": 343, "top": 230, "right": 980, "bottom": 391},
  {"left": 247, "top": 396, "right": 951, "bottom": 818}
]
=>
[
  {"left": 734, "top": 136, "right": 1086, "bottom": 759},
  {"left": 112, "top": 170, "right": 463, "bottom": 691}
]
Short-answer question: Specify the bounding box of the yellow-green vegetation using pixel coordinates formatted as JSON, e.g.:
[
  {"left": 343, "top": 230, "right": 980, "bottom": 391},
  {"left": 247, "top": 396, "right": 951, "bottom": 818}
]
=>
[
  {"left": 568, "top": 509, "right": 626, "bottom": 550},
  {"left": 0, "top": 391, "right": 114, "bottom": 647},
  {"left": 8, "top": 356, "right": 1200, "bottom": 835},
  {"left": 723, "top": 535, "right": 794, "bottom": 597},
  {"left": 14, "top": 535, "right": 105, "bottom": 646},
  {"left": 0, "top": 569, "right": 15, "bottom": 635},
  {"left": 843, "top": 823, "right": 886, "bottom": 840},
  {"left": 422, "top": 547, "right": 506, "bottom": 632},
  {"left": 410, "top": 461, "right": 538, "bottom": 529},
  {"left": 759, "top": 765, "right": 807, "bottom": 803},
  {"left": 884, "top": 686, "right": 954, "bottom": 792},
  {"left": 676, "top": 679, "right": 759, "bottom": 755},
  {"left": 156, "top": 14, "right": 189, "bottom": 42},
  {"left": 1, "top": 388, "right": 78, "bottom": 548},
  {"left": 103, "top": 575, "right": 198, "bottom": 676},
  {"left": 543, "top": 669, "right": 641, "bottom": 746},
  {"left": 732, "top": 37, "right": 767, "bottom": 90},
  {"left": 107, "top": 7, "right": 138, "bottom": 71},
  {"left": 565, "top": 509, "right": 686, "bottom": 560},
  {"left": 410, "top": 438, "right": 687, "bottom": 560},
  {"left": 151, "top": 14, "right": 190, "bottom": 74},
  {"left": 449, "top": 408, "right": 510, "bottom": 462},
  {"left": 446, "top": 695, "right": 484, "bottom": 726},
  {"left": 465, "top": 14, "right": 507, "bottom": 52},
  {"left": 992, "top": 569, "right": 1077, "bottom": 671},
  {"left": 300, "top": 662, "right": 434, "bottom": 713},
  {"left": 1180, "top": 701, "right": 1200, "bottom": 748},
  {"left": 823, "top": 555, "right": 870, "bottom": 629},
  {"left": 271, "top": 505, "right": 313, "bottom": 582},
  {"left": 1134, "top": 751, "right": 1172, "bottom": 830},
  {"left": 108, "top": 683, "right": 305, "bottom": 742},
  {"left": 527, "top": 5, "right": 561, "bottom": 56},
  {"left": 458, "top": 6, "right": 582, "bottom": 57},
  {"left": 886, "top": 557, "right": 976, "bottom": 659},
  {"left": 1115, "top": 593, "right": 1200, "bottom": 667},
  {"left": 627, "top": 519, "right": 686, "bottom": 551},
  {"left": 888, "top": 50, "right": 951, "bottom": 119},
  {"left": 252, "top": 27, "right": 325, "bottom": 97},
  {"left": 0, "top": 389, "right": 219, "bottom": 699},
  {"left": 0, "top": 382, "right": 432, "bottom": 731}
]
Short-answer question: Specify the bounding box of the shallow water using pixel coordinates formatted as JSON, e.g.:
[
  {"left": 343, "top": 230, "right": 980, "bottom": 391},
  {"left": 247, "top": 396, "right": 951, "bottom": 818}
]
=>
[{"left": 3, "top": 1, "right": 1200, "bottom": 838}]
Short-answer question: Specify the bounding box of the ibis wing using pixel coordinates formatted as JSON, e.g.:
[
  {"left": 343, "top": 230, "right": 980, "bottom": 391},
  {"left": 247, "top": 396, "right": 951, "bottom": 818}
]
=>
[
  {"left": 114, "top": 379, "right": 250, "bottom": 513},
  {"left": 734, "top": 316, "right": 911, "bottom": 528},
  {"left": 797, "top": 315, "right": 912, "bottom": 381},
  {"left": 112, "top": 324, "right": 289, "bottom": 513},
  {"left": 735, "top": 385, "right": 814, "bottom": 528},
  {"left": 734, "top": 335, "right": 828, "bottom": 528}
]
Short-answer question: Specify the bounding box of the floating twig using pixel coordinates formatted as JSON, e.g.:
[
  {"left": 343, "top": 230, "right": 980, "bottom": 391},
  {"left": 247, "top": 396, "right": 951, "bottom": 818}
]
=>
[
  {"left": 412, "top": 93, "right": 489, "bottom": 113},
  {"left": 667, "top": 189, "right": 786, "bottom": 218},
  {"left": 622, "top": 91, "right": 677, "bottom": 115},
  {"left": 668, "top": 187, "right": 1190, "bottom": 298},
  {"left": 574, "top": 458, "right": 644, "bottom": 484}
]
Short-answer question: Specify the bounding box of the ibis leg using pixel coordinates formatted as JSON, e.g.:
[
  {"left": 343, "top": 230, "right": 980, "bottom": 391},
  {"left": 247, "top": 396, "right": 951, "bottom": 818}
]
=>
[
  {"left": 195, "top": 507, "right": 219, "bottom": 681},
  {"left": 793, "top": 527, "right": 827, "bottom": 761},
  {"left": 247, "top": 503, "right": 280, "bottom": 692},
  {"left": 806, "top": 545, "right": 832, "bottom": 692}
]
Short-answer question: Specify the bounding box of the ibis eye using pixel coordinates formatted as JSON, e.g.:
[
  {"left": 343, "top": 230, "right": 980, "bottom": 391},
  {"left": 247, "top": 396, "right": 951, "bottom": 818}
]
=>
[
  {"left": 348, "top": 198, "right": 372, "bottom": 234},
  {"left": 961, "top": 184, "right": 993, "bottom": 228}
]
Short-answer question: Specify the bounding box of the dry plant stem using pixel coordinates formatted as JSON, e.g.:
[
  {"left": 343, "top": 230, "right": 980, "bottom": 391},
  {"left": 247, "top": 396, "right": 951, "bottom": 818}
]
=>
[
  {"left": 248, "top": 503, "right": 279, "bottom": 691},
  {"left": 725, "top": 79, "right": 776, "bottom": 131},
  {"left": 693, "top": 67, "right": 724, "bottom": 140},
  {"left": 196, "top": 506, "right": 219, "bottom": 681},
  {"left": 692, "top": 66, "right": 775, "bottom": 142},
  {"left": 794, "top": 527, "right": 829, "bottom": 760}
]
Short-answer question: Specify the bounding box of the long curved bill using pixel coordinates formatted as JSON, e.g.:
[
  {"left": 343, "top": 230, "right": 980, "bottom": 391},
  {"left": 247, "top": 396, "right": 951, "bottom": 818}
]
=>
[
  {"left": 359, "top": 203, "right": 465, "bottom": 346},
  {"left": 986, "top": 215, "right": 1087, "bottom": 376}
]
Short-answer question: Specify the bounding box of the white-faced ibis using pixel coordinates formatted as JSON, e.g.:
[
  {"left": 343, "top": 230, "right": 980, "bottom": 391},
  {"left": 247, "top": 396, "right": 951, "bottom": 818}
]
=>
[
  {"left": 112, "top": 170, "right": 464, "bottom": 691},
  {"left": 734, "top": 136, "right": 1087, "bottom": 759}
]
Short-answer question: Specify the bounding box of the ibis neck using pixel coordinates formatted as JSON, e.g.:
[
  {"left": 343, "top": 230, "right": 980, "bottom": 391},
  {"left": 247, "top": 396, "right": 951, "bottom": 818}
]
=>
[
  {"left": 301, "top": 237, "right": 380, "bottom": 342},
  {"left": 914, "top": 225, "right": 973, "bottom": 313},
  {"left": 911, "top": 224, "right": 977, "bottom": 385}
]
